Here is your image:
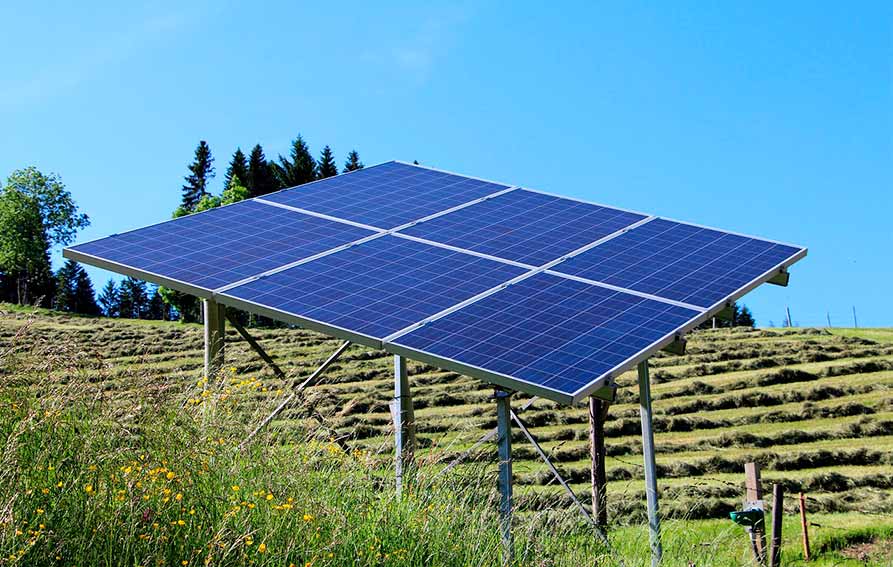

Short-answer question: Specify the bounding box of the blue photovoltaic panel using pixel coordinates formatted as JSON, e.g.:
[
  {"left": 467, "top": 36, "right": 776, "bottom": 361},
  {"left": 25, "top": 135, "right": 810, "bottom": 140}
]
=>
[
  {"left": 262, "top": 161, "right": 510, "bottom": 229},
  {"left": 554, "top": 218, "right": 805, "bottom": 309},
  {"left": 68, "top": 200, "right": 374, "bottom": 291},
  {"left": 221, "top": 235, "right": 527, "bottom": 340},
  {"left": 400, "top": 189, "right": 646, "bottom": 266},
  {"left": 392, "top": 272, "right": 699, "bottom": 400}
]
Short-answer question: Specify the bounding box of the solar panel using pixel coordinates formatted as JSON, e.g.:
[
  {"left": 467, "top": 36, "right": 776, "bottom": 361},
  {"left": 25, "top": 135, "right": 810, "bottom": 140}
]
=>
[
  {"left": 66, "top": 200, "right": 374, "bottom": 294},
  {"left": 389, "top": 272, "right": 700, "bottom": 403},
  {"left": 552, "top": 218, "right": 805, "bottom": 309},
  {"left": 64, "top": 160, "right": 806, "bottom": 405},
  {"left": 219, "top": 235, "right": 527, "bottom": 344},
  {"left": 260, "top": 161, "right": 512, "bottom": 229},
  {"left": 399, "top": 189, "right": 647, "bottom": 266}
]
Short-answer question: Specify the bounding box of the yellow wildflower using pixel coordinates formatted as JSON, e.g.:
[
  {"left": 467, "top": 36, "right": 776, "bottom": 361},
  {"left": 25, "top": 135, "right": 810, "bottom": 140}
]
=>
[
  {"left": 257, "top": 543, "right": 266, "bottom": 553},
  {"left": 84, "top": 484, "right": 94, "bottom": 495}
]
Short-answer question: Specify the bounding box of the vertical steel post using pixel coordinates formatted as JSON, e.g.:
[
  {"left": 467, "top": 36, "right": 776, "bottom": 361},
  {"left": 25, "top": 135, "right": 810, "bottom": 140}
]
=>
[
  {"left": 393, "top": 355, "right": 416, "bottom": 496},
  {"left": 638, "top": 360, "right": 663, "bottom": 566},
  {"left": 203, "top": 298, "right": 226, "bottom": 378},
  {"left": 494, "top": 389, "right": 514, "bottom": 565}
]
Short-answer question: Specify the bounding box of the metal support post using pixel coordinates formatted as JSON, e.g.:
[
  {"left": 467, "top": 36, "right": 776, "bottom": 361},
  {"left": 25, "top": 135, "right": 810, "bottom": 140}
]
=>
[
  {"left": 203, "top": 298, "right": 226, "bottom": 378},
  {"left": 638, "top": 360, "right": 663, "bottom": 566},
  {"left": 393, "top": 355, "right": 416, "bottom": 496},
  {"left": 494, "top": 388, "right": 514, "bottom": 566}
]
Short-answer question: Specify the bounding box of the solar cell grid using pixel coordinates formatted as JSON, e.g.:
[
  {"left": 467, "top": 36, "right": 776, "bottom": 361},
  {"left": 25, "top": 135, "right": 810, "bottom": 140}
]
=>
[
  {"left": 399, "top": 189, "right": 647, "bottom": 266},
  {"left": 68, "top": 200, "right": 374, "bottom": 291},
  {"left": 554, "top": 218, "right": 804, "bottom": 308},
  {"left": 221, "top": 235, "right": 527, "bottom": 341},
  {"left": 391, "top": 272, "right": 700, "bottom": 401},
  {"left": 63, "top": 160, "right": 806, "bottom": 405},
  {"left": 262, "top": 161, "right": 511, "bottom": 229}
]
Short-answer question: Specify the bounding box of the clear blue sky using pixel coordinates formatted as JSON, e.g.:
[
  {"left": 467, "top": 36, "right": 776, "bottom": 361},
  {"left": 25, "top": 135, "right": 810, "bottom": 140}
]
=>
[{"left": 2, "top": 2, "right": 891, "bottom": 327}]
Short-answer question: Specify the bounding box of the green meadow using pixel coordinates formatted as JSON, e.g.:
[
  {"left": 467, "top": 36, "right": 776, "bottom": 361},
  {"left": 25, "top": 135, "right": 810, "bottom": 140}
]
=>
[{"left": 1, "top": 304, "right": 891, "bottom": 566}]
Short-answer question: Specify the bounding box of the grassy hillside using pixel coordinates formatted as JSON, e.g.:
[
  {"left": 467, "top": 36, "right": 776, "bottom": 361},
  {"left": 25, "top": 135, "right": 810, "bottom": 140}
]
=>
[{"left": 1, "top": 304, "right": 892, "bottom": 566}]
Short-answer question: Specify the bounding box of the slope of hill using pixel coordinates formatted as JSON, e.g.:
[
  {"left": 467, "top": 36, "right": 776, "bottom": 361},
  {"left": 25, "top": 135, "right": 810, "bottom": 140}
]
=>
[{"left": 2, "top": 304, "right": 892, "bottom": 565}]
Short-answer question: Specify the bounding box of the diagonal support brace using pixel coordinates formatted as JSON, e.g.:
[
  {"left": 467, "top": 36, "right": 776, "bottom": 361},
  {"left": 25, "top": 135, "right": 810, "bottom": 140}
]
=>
[
  {"left": 431, "top": 396, "right": 540, "bottom": 481},
  {"left": 511, "top": 410, "right": 616, "bottom": 552},
  {"left": 239, "top": 340, "right": 351, "bottom": 449},
  {"left": 226, "top": 313, "right": 286, "bottom": 380}
]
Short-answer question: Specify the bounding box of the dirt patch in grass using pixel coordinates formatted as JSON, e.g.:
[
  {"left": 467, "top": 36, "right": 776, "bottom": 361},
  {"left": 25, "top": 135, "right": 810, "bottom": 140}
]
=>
[{"left": 839, "top": 537, "right": 893, "bottom": 563}]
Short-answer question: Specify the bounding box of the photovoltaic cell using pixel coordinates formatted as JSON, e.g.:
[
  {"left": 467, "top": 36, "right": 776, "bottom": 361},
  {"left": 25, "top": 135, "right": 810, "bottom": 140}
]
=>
[
  {"left": 554, "top": 218, "right": 805, "bottom": 308},
  {"left": 68, "top": 200, "right": 374, "bottom": 291},
  {"left": 391, "top": 272, "right": 699, "bottom": 400},
  {"left": 399, "top": 189, "right": 647, "bottom": 266},
  {"left": 221, "top": 235, "right": 527, "bottom": 340},
  {"left": 261, "top": 161, "right": 510, "bottom": 229}
]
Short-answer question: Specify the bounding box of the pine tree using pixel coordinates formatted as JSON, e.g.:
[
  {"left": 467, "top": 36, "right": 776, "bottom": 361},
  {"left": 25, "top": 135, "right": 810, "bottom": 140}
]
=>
[
  {"left": 118, "top": 277, "right": 148, "bottom": 318},
  {"left": 736, "top": 305, "right": 756, "bottom": 328},
  {"left": 224, "top": 148, "right": 249, "bottom": 191},
  {"left": 343, "top": 150, "right": 364, "bottom": 172},
  {"left": 317, "top": 146, "right": 338, "bottom": 178},
  {"left": 247, "top": 144, "right": 278, "bottom": 197},
  {"left": 273, "top": 135, "right": 316, "bottom": 188},
  {"left": 98, "top": 279, "right": 120, "bottom": 317},
  {"left": 181, "top": 141, "right": 215, "bottom": 212},
  {"left": 73, "top": 266, "right": 99, "bottom": 315},
  {"left": 54, "top": 259, "right": 78, "bottom": 312},
  {"left": 146, "top": 287, "right": 169, "bottom": 320}
]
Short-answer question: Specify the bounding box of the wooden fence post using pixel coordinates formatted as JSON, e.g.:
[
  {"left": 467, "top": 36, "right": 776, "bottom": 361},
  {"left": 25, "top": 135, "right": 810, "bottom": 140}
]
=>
[
  {"left": 744, "top": 462, "right": 767, "bottom": 565},
  {"left": 799, "top": 492, "right": 811, "bottom": 561},
  {"left": 589, "top": 396, "right": 609, "bottom": 528},
  {"left": 769, "top": 484, "right": 783, "bottom": 567}
]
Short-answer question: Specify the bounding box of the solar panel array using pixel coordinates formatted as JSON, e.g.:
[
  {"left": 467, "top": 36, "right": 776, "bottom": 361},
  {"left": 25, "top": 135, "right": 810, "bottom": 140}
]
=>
[{"left": 66, "top": 161, "right": 806, "bottom": 404}]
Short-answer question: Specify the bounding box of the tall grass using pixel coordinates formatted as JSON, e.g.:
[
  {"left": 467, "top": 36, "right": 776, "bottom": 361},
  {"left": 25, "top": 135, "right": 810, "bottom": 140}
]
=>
[
  {"left": 0, "top": 339, "right": 620, "bottom": 566},
  {"left": 1, "top": 313, "right": 892, "bottom": 566}
]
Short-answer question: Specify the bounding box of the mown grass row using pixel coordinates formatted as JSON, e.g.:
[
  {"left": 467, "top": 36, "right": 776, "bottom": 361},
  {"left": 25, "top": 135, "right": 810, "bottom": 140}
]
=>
[{"left": 2, "top": 306, "right": 892, "bottom": 537}]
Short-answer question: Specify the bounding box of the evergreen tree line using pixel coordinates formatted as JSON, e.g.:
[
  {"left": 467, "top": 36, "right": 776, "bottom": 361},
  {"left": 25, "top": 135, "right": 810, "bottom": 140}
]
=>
[
  {"left": 165, "top": 136, "right": 365, "bottom": 323},
  {"left": 1, "top": 152, "right": 758, "bottom": 328},
  {"left": 179, "top": 137, "right": 364, "bottom": 217}
]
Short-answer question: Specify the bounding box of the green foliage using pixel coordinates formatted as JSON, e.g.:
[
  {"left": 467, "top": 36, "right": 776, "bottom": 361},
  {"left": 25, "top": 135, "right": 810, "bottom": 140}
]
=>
[
  {"left": 0, "top": 165, "right": 86, "bottom": 306},
  {"left": 54, "top": 259, "right": 98, "bottom": 315},
  {"left": 97, "top": 279, "right": 119, "bottom": 317},
  {"left": 246, "top": 144, "right": 278, "bottom": 197},
  {"left": 343, "top": 150, "right": 364, "bottom": 172},
  {"left": 158, "top": 287, "right": 200, "bottom": 323},
  {"left": 3, "top": 167, "right": 89, "bottom": 247},
  {"left": 317, "top": 145, "right": 338, "bottom": 178},
  {"left": 221, "top": 174, "right": 249, "bottom": 204},
  {"left": 1, "top": 320, "right": 891, "bottom": 566},
  {"left": 181, "top": 140, "right": 215, "bottom": 212},
  {"left": 224, "top": 148, "right": 250, "bottom": 192},
  {"left": 273, "top": 135, "right": 316, "bottom": 188},
  {"left": 118, "top": 277, "right": 149, "bottom": 319}
]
